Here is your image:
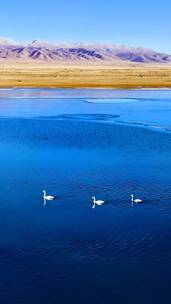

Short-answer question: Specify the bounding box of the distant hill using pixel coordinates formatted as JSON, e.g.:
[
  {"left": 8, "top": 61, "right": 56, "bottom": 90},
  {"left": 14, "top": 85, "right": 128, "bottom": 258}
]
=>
[{"left": 0, "top": 38, "right": 171, "bottom": 64}]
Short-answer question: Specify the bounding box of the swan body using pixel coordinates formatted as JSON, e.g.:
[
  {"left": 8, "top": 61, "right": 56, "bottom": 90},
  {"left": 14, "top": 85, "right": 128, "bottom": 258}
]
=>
[
  {"left": 131, "top": 194, "right": 143, "bottom": 204},
  {"left": 43, "top": 190, "right": 55, "bottom": 201},
  {"left": 92, "top": 196, "right": 105, "bottom": 208}
]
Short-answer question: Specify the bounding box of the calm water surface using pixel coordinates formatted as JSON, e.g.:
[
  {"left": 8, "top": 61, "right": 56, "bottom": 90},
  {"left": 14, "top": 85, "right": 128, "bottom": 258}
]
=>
[{"left": 0, "top": 89, "right": 171, "bottom": 304}]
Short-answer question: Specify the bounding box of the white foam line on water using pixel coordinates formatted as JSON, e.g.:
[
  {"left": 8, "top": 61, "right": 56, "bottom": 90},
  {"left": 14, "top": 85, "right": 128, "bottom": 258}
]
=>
[{"left": 85, "top": 98, "right": 139, "bottom": 103}]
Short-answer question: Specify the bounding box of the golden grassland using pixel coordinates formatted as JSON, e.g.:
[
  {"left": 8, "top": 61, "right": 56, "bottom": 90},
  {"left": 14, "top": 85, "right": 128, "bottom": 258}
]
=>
[{"left": 1, "top": 61, "right": 171, "bottom": 88}]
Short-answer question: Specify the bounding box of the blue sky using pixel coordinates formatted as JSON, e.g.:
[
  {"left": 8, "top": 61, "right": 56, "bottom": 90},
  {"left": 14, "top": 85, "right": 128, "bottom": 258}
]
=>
[{"left": 1, "top": 0, "right": 171, "bottom": 53}]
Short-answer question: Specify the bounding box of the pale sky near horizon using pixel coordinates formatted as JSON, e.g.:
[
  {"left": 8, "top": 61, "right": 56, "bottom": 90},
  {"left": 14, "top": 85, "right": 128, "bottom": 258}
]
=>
[{"left": 1, "top": 0, "right": 171, "bottom": 53}]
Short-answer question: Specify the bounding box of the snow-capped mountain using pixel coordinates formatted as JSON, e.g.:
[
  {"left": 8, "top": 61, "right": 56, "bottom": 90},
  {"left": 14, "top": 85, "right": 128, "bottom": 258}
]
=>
[{"left": 0, "top": 38, "right": 170, "bottom": 63}]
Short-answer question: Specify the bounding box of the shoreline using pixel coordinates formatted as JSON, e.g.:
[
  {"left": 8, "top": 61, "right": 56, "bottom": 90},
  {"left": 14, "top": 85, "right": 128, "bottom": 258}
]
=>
[
  {"left": 0, "top": 85, "right": 171, "bottom": 90},
  {"left": 1, "top": 86, "right": 171, "bottom": 89}
]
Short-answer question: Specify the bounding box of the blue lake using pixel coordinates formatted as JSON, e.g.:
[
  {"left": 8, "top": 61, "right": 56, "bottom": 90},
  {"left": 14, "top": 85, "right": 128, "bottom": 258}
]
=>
[{"left": 0, "top": 89, "right": 171, "bottom": 303}]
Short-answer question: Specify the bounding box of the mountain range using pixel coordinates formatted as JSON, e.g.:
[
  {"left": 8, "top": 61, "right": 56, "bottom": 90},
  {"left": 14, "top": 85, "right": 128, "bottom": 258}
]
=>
[{"left": 0, "top": 38, "right": 171, "bottom": 64}]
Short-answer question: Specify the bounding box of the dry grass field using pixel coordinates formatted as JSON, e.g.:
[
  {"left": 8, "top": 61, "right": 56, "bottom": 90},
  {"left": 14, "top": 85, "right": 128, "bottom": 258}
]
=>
[{"left": 1, "top": 61, "right": 171, "bottom": 88}]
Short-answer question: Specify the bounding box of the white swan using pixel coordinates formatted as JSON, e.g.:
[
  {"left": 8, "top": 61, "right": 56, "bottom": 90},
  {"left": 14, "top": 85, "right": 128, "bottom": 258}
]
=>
[
  {"left": 131, "top": 194, "right": 143, "bottom": 203},
  {"left": 43, "top": 190, "right": 55, "bottom": 201},
  {"left": 92, "top": 196, "right": 105, "bottom": 208}
]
